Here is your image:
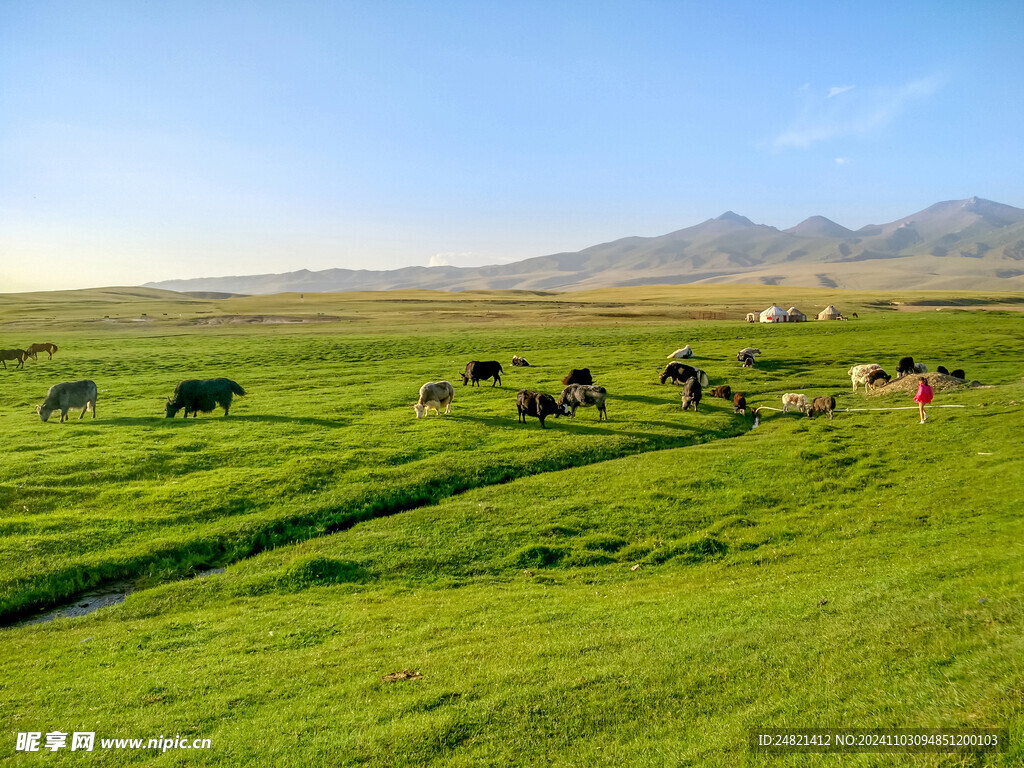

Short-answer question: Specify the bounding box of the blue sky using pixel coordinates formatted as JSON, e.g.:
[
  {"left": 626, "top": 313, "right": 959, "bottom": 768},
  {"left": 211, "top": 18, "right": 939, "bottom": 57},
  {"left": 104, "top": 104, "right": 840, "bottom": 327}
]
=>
[{"left": 2, "top": 1, "right": 1021, "bottom": 291}]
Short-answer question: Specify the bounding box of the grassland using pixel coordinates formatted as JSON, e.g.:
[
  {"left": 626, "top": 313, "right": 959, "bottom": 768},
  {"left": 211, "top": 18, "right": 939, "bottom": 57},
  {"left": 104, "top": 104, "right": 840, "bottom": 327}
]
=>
[{"left": 0, "top": 285, "right": 1021, "bottom": 765}]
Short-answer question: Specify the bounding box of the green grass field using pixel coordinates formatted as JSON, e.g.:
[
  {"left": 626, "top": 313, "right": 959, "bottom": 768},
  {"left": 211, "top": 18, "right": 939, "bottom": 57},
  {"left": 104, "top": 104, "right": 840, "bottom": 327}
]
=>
[{"left": 0, "top": 286, "right": 1021, "bottom": 766}]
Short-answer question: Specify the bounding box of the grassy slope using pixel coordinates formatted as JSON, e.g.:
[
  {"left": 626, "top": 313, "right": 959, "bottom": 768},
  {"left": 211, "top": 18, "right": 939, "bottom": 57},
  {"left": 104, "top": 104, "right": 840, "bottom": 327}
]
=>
[{"left": 0, "top": 286, "right": 1022, "bottom": 765}]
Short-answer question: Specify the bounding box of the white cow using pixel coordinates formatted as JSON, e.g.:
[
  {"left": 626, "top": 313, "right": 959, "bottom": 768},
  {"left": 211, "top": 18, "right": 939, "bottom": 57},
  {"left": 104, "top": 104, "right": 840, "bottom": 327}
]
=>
[
  {"left": 781, "top": 393, "right": 809, "bottom": 414},
  {"left": 667, "top": 345, "right": 693, "bottom": 359},
  {"left": 847, "top": 364, "right": 882, "bottom": 392},
  {"left": 413, "top": 381, "right": 454, "bottom": 418}
]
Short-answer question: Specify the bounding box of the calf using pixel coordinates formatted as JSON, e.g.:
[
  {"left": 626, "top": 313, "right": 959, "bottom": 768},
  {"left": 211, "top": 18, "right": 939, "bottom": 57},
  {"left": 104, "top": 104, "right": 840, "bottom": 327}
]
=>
[
  {"left": 413, "top": 381, "right": 454, "bottom": 418},
  {"left": 781, "top": 393, "right": 809, "bottom": 414},
  {"left": 511, "top": 355, "right": 531, "bottom": 367},
  {"left": 166, "top": 378, "right": 245, "bottom": 418},
  {"left": 865, "top": 369, "right": 891, "bottom": 390},
  {"left": 558, "top": 384, "right": 608, "bottom": 421},
  {"left": 740, "top": 354, "right": 755, "bottom": 368},
  {"left": 809, "top": 396, "right": 836, "bottom": 420},
  {"left": 737, "top": 347, "right": 761, "bottom": 361},
  {"left": 0, "top": 349, "right": 27, "bottom": 369},
  {"left": 709, "top": 385, "right": 732, "bottom": 400},
  {"left": 680, "top": 377, "right": 702, "bottom": 411},
  {"left": 37, "top": 380, "right": 97, "bottom": 422},
  {"left": 516, "top": 389, "right": 569, "bottom": 428},
  {"left": 461, "top": 360, "right": 503, "bottom": 387},
  {"left": 562, "top": 368, "right": 593, "bottom": 386},
  {"left": 936, "top": 366, "right": 949, "bottom": 375},
  {"left": 659, "top": 362, "right": 709, "bottom": 386},
  {"left": 733, "top": 393, "right": 747, "bottom": 415}
]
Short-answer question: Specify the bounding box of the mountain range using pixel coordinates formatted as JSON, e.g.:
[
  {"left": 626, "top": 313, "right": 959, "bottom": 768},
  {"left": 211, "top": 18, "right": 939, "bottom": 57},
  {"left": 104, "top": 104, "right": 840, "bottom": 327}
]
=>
[{"left": 145, "top": 197, "right": 1024, "bottom": 294}]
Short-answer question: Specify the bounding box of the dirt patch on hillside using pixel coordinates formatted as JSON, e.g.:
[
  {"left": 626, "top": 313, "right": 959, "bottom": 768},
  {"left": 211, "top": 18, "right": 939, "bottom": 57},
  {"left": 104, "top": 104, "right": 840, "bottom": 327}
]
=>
[
  {"left": 188, "top": 314, "right": 345, "bottom": 325},
  {"left": 868, "top": 373, "right": 974, "bottom": 396}
]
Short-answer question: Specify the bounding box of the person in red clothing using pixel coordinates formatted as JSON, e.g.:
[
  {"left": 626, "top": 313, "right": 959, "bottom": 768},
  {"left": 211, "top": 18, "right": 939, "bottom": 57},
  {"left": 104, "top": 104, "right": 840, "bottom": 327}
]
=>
[{"left": 914, "top": 376, "right": 933, "bottom": 423}]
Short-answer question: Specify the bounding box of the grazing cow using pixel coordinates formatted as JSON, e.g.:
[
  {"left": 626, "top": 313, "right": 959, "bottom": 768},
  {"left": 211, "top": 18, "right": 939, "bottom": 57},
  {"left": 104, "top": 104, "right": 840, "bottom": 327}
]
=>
[
  {"left": 413, "top": 381, "right": 454, "bottom": 418},
  {"left": 516, "top": 389, "right": 569, "bottom": 428},
  {"left": 809, "top": 396, "right": 836, "bottom": 420},
  {"left": 737, "top": 347, "right": 761, "bottom": 361},
  {"left": 848, "top": 364, "right": 882, "bottom": 392},
  {"left": 936, "top": 365, "right": 949, "bottom": 375},
  {"left": 896, "top": 357, "right": 917, "bottom": 378},
  {"left": 562, "top": 368, "right": 593, "bottom": 386},
  {"left": 740, "top": 354, "right": 755, "bottom": 368},
  {"left": 709, "top": 385, "right": 732, "bottom": 400},
  {"left": 461, "top": 360, "right": 503, "bottom": 387},
  {"left": 558, "top": 384, "right": 608, "bottom": 421},
  {"left": 852, "top": 313, "right": 859, "bottom": 318},
  {"left": 865, "top": 369, "right": 892, "bottom": 390},
  {"left": 37, "top": 380, "right": 97, "bottom": 422},
  {"left": 782, "top": 393, "right": 810, "bottom": 414},
  {"left": 913, "top": 363, "right": 928, "bottom": 373},
  {"left": 659, "top": 362, "right": 709, "bottom": 386},
  {"left": 733, "top": 393, "right": 747, "bottom": 415},
  {"left": 0, "top": 349, "right": 27, "bottom": 369},
  {"left": 25, "top": 342, "right": 58, "bottom": 360},
  {"left": 950, "top": 369, "right": 966, "bottom": 380},
  {"left": 165, "top": 378, "right": 245, "bottom": 418},
  {"left": 667, "top": 345, "right": 693, "bottom": 359},
  {"left": 680, "top": 377, "right": 702, "bottom": 411},
  {"left": 511, "top": 355, "right": 531, "bottom": 367}
]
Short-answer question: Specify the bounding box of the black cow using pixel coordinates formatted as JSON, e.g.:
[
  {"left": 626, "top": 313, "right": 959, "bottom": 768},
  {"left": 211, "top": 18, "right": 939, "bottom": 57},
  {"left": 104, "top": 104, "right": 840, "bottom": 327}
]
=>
[
  {"left": 166, "top": 378, "right": 246, "bottom": 418},
  {"left": 937, "top": 365, "right": 949, "bottom": 375},
  {"left": 680, "top": 377, "right": 702, "bottom": 411},
  {"left": 516, "top": 389, "right": 569, "bottom": 428},
  {"left": 896, "top": 356, "right": 916, "bottom": 378},
  {"left": 461, "top": 360, "right": 503, "bottom": 387},
  {"left": 809, "top": 396, "right": 836, "bottom": 420},
  {"left": 865, "top": 369, "right": 891, "bottom": 390},
  {"left": 659, "top": 362, "right": 709, "bottom": 386},
  {"left": 950, "top": 369, "right": 966, "bottom": 380},
  {"left": 562, "top": 368, "right": 593, "bottom": 386}
]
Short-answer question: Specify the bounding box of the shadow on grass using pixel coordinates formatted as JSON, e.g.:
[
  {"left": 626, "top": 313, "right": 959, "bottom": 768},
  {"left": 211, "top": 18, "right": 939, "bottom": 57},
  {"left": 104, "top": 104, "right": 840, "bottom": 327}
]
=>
[{"left": 96, "top": 414, "right": 347, "bottom": 428}]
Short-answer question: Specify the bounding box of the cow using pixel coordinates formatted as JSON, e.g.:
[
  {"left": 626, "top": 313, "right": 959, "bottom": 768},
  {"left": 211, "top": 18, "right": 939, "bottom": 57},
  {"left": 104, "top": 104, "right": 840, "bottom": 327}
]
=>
[
  {"left": 936, "top": 366, "right": 949, "bottom": 375},
  {"left": 737, "top": 348, "right": 761, "bottom": 361},
  {"left": 848, "top": 364, "right": 882, "bottom": 392},
  {"left": 511, "top": 355, "right": 531, "bottom": 367},
  {"left": 558, "top": 384, "right": 608, "bottom": 421},
  {"left": 709, "top": 385, "right": 732, "bottom": 400},
  {"left": 1, "top": 349, "right": 28, "bottom": 369},
  {"left": 25, "top": 342, "right": 58, "bottom": 360},
  {"left": 865, "top": 369, "right": 892, "bottom": 390},
  {"left": 36, "top": 380, "right": 97, "bottom": 422},
  {"left": 809, "top": 396, "right": 836, "bottom": 420},
  {"left": 914, "top": 363, "right": 928, "bottom": 374},
  {"left": 680, "top": 377, "right": 702, "bottom": 411},
  {"left": 896, "top": 357, "right": 917, "bottom": 378},
  {"left": 461, "top": 360, "right": 503, "bottom": 387},
  {"left": 659, "top": 362, "right": 709, "bottom": 386},
  {"left": 562, "top": 368, "right": 593, "bottom": 386},
  {"left": 740, "top": 354, "right": 755, "bottom": 368},
  {"left": 165, "top": 378, "right": 245, "bottom": 418},
  {"left": 950, "top": 369, "right": 966, "bottom": 380},
  {"left": 733, "top": 393, "right": 747, "bottom": 415},
  {"left": 516, "top": 389, "right": 569, "bottom": 428},
  {"left": 667, "top": 345, "right": 693, "bottom": 359},
  {"left": 782, "top": 393, "right": 809, "bottom": 414},
  {"left": 413, "top": 381, "right": 454, "bottom": 418}
]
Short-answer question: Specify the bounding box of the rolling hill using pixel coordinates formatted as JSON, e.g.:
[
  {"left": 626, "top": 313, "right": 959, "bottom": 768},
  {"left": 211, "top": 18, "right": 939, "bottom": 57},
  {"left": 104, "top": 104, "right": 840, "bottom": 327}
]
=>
[{"left": 145, "top": 197, "right": 1024, "bottom": 294}]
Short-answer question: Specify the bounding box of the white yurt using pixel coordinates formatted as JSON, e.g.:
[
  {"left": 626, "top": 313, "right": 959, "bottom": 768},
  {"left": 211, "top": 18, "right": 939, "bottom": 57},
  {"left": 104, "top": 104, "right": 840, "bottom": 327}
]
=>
[
  {"left": 817, "top": 304, "right": 842, "bottom": 320},
  {"left": 759, "top": 304, "right": 789, "bottom": 323},
  {"left": 787, "top": 306, "right": 807, "bottom": 322}
]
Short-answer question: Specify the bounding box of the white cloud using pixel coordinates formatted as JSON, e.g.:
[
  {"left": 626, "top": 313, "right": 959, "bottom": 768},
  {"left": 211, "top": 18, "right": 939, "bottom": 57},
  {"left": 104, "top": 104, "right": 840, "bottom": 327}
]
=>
[
  {"left": 772, "top": 75, "right": 943, "bottom": 149},
  {"left": 429, "top": 251, "right": 473, "bottom": 267},
  {"left": 835, "top": 157, "right": 851, "bottom": 165},
  {"left": 828, "top": 85, "right": 855, "bottom": 98}
]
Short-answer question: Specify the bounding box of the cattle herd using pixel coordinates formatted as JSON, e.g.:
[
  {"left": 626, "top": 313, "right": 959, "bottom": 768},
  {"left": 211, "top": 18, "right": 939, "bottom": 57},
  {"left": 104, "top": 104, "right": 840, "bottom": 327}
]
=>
[{"left": 14, "top": 340, "right": 967, "bottom": 429}]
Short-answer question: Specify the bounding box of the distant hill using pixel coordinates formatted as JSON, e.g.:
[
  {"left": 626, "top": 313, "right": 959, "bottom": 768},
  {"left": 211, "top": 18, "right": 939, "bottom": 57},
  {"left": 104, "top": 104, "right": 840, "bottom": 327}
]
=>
[{"left": 145, "top": 197, "right": 1024, "bottom": 294}]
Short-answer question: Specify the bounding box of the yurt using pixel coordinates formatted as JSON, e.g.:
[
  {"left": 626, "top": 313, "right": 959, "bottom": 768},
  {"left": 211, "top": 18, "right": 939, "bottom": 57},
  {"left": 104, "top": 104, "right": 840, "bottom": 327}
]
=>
[
  {"left": 787, "top": 306, "right": 807, "bottom": 322},
  {"left": 817, "top": 304, "right": 842, "bottom": 320},
  {"left": 759, "top": 304, "right": 789, "bottom": 323}
]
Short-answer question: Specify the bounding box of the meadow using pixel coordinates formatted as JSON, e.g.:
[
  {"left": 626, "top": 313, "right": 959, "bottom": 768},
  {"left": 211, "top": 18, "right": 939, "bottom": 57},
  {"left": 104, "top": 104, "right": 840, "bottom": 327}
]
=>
[{"left": 0, "top": 286, "right": 1021, "bottom": 766}]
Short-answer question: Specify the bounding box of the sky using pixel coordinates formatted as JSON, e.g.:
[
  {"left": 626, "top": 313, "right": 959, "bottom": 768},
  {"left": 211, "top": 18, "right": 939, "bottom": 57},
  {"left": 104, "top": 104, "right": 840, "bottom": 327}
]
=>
[{"left": 2, "top": 1, "right": 1022, "bottom": 292}]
